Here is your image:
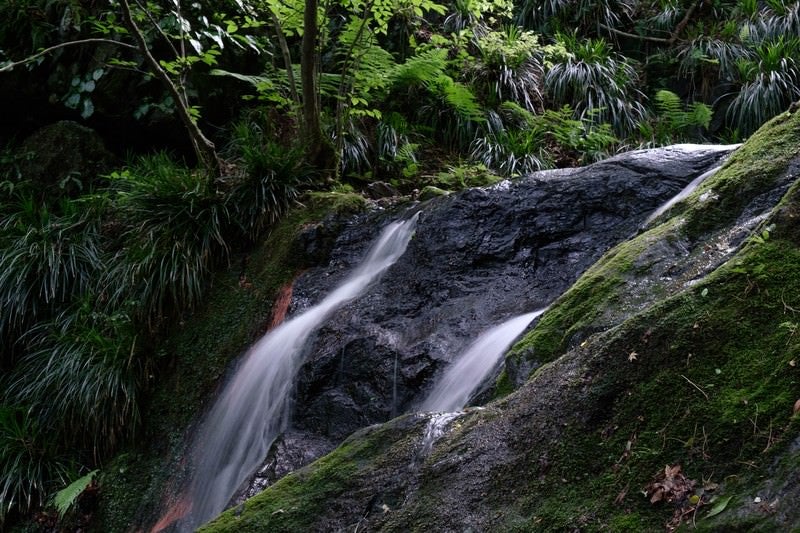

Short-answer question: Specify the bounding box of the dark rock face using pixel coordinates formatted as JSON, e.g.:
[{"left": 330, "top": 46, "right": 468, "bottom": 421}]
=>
[
  {"left": 286, "top": 145, "right": 733, "bottom": 445},
  {"left": 18, "top": 120, "right": 115, "bottom": 196}
]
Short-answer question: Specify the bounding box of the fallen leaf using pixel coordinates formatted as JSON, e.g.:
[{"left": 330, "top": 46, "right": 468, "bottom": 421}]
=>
[
  {"left": 645, "top": 464, "right": 696, "bottom": 505},
  {"left": 628, "top": 351, "right": 638, "bottom": 362},
  {"left": 789, "top": 359, "right": 796, "bottom": 367},
  {"left": 705, "top": 495, "right": 732, "bottom": 519}
]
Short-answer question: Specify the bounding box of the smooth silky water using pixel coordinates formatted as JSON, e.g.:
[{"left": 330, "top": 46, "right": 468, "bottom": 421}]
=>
[{"left": 176, "top": 213, "right": 419, "bottom": 531}]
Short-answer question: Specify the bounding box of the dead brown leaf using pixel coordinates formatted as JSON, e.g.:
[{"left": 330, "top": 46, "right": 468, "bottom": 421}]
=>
[{"left": 645, "top": 464, "right": 696, "bottom": 504}]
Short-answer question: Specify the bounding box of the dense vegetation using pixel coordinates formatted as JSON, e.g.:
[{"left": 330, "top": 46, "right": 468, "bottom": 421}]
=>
[{"left": 0, "top": 0, "right": 798, "bottom": 527}]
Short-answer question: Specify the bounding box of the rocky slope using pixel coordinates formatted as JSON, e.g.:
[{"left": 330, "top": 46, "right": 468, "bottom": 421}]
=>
[{"left": 197, "top": 109, "right": 800, "bottom": 532}]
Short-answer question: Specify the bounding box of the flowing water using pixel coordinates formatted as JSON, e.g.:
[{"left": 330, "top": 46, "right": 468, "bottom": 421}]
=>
[
  {"left": 420, "top": 308, "right": 546, "bottom": 413},
  {"left": 176, "top": 213, "right": 419, "bottom": 531},
  {"left": 644, "top": 165, "right": 721, "bottom": 226}
]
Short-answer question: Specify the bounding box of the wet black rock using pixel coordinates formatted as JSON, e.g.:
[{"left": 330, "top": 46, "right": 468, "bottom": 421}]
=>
[{"left": 287, "top": 145, "right": 734, "bottom": 443}]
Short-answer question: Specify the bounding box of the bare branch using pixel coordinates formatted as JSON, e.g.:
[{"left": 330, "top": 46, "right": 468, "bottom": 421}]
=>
[
  {"left": 599, "top": 24, "right": 672, "bottom": 44},
  {"left": 0, "top": 38, "right": 137, "bottom": 73}
]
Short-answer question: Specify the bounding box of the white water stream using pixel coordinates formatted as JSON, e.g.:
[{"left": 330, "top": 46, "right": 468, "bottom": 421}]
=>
[
  {"left": 644, "top": 165, "right": 722, "bottom": 226},
  {"left": 178, "top": 213, "right": 419, "bottom": 531},
  {"left": 420, "top": 308, "right": 546, "bottom": 413}
]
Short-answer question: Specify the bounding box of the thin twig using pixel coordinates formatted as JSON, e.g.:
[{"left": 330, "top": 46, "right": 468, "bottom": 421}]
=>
[
  {"left": 0, "top": 38, "right": 137, "bottom": 73},
  {"left": 681, "top": 374, "right": 709, "bottom": 400},
  {"left": 599, "top": 24, "right": 672, "bottom": 44}
]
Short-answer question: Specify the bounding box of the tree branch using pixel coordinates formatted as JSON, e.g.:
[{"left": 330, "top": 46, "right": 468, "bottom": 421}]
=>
[
  {"left": 119, "top": 0, "right": 220, "bottom": 175},
  {"left": 599, "top": 24, "right": 672, "bottom": 44},
  {"left": 0, "top": 38, "right": 137, "bottom": 73}
]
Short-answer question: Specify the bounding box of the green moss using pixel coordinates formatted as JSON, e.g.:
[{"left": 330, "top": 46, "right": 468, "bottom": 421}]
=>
[
  {"left": 506, "top": 226, "right": 656, "bottom": 374},
  {"left": 200, "top": 418, "right": 423, "bottom": 532},
  {"left": 681, "top": 110, "right": 800, "bottom": 237},
  {"left": 418, "top": 185, "right": 450, "bottom": 200},
  {"left": 504, "top": 198, "right": 800, "bottom": 530},
  {"left": 94, "top": 197, "right": 366, "bottom": 530},
  {"left": 305, "top": 191, "right": 367, "bottom": 214},
  {"left": 506, "top": 111, "right": 800, "bottom": 385}
]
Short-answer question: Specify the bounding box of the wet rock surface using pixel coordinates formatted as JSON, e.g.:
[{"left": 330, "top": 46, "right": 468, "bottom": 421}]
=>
[
  {"left": 202, "top": 127, "right": 800, "bottom": 531},
  {"left": 234, "top": 145, "right": 736, "bottom": 493}
]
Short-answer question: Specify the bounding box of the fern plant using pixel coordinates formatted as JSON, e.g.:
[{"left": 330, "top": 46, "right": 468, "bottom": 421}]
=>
[{"left": 642, "top": 89, "right": 713, "bottom": 144}]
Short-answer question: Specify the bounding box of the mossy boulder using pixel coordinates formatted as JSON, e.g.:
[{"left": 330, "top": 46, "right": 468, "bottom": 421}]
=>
[
  {"left": 18, "top": 120, "right": 115, "bottom": 197},
  {"left": 199, "top": 113, "right": 800, "bottom": 531}
]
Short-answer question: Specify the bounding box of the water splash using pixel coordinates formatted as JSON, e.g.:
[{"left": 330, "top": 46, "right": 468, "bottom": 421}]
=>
[
  {"left": 644, "top": 165, "right": 721, "bottom": 226},
  {"left": 176, "top": 213, "right": 419, "bottom": 531},
  {"left": 420, "top": 309, "right": 546, "bottom": 413},
  {"left": 418, "top": 411, "right": 464, "bottom": 458}
]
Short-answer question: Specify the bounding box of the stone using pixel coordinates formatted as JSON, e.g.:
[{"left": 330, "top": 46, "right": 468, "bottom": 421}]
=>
[{"left": 18, "top": 120, "right": 115, "bottom": 196}]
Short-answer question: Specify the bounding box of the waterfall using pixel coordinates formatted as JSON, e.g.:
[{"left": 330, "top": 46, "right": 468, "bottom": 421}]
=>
[
  {"left": 644, "top": 165, "right": 721, "bottom": 226},
  {"left": 177, "top": 213, "right": 419, "bottom": 531},
  {"left": 420, "top": 309, "right": 546, "bottom": 413}
]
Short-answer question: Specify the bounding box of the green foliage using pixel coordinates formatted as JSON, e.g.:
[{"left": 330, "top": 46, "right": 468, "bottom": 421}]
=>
[
  {"left": 104, "top": 154, "right": 228, "bottom": 325},
  {"left": 0, "top": 407, "right": 72, "bottom": 522},
  {"left": 5, "top": 302, "right": 141, "bottom": 451},
  {"left": 431, "top": 162, "right": 502, "bottom": 189},
  {"left": 726, "top": 36, "right": 800, "bottom": 136},
  {"left": 224, "top": 121, "right": 310, "bottom": 240},
  {"left": 52, "top": 469, "right": 97, "bottom": 518},
  {"left": 471, "top": 102, "right": 616, "bottom": 175},
  {"left": 0, "top": 197, "right": 105, "bottom": 345},
  {"left": 545, "top": 33, "right": 646, "bottom": 136},
  {"left": 641, "top": 89, "right": 713, "bottom": 144},
  {"left": 469, "top": 27, "right": 545, "bottom": 111}
]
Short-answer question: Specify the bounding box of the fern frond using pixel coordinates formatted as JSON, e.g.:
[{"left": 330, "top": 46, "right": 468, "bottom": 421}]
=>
[{"left": 389, "top": 49, "right": 449, "bottom": 88}]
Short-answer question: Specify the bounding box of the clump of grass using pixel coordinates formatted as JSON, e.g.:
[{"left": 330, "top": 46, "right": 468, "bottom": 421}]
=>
[
  {"left": 4, "top": 301, "right": 141, "bottom": 452},
  {"left": 0, "top": 196, "right": 105, "bottom": 356},
  {"left": 0, "top": 406, "right": 73, "bottom": 522},
  {"left": 103, "top": 153, "right": 229, "bottom": 327},
  {"left": 223, "top": 121, "right": 311, "bottom": 242}
]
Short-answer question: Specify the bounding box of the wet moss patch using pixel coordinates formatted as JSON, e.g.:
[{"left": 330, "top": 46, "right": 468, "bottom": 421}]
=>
[
  {"left": 200, "top": 417, "right": 425, "bottom": 532},
  {"left": 504, "top": 190, "right": 800, "bottom": 530}
]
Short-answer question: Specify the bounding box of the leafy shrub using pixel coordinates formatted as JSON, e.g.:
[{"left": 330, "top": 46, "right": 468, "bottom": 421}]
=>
[
  {"left": 103, "top": 153, "right": 228, "bottom": 325},
  {"left": 0, "top": 407, "right": 72, "bottom": 522},
  {"left": 224, "top": 122, "right": 309, "bottom": 240}
]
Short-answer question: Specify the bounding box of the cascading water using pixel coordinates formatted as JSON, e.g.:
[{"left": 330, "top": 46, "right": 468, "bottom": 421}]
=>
[
  {"left": 176, "top": 213, "right": 419, "bottom": 531},
  {"left": 420, "top": 308, "right": 546, "bottom": 413},
  {"left": 644, "top": 165, "right": 722, "bottom": 226}
]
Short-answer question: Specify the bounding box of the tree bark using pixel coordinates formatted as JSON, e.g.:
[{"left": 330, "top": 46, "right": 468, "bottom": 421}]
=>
[{"left": 301, "top": 0, "right": 324, "bottom": 165}]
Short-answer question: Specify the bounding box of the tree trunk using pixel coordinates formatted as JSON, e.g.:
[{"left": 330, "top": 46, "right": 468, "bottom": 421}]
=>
[{"left": 301, "top": 0, "right": 325, "bottom": 166}]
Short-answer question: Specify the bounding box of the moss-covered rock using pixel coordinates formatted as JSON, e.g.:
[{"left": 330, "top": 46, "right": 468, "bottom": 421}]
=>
[{"left": 190, "top": 114, "right": 800, "bottom": 531}]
